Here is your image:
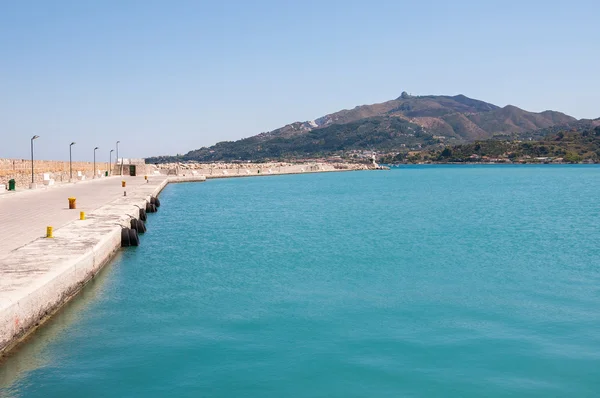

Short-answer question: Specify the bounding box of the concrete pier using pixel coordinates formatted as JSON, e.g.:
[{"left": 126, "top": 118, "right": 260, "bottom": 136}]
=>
[
  {"left": 1, "top": 176, "right": 152, "bottom": 255},
  {"left": 0, "top": 174, "right": 205, "bottom": 355}
]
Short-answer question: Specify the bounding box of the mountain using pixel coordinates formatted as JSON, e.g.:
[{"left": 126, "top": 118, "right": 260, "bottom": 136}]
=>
[{"left": 146, "top": 93, "right": 583, "bottom": 163}]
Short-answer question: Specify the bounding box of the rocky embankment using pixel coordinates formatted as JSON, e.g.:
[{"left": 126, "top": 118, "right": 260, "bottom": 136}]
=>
[{"left": 150, "top": 161, "right": 375, "bottom": 177}]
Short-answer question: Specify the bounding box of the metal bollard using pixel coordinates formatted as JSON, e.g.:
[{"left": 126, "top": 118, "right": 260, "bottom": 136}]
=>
[
  {"left": 46, "top": 226, "right": 53, "bottom": 238},
  {"left": 80, "top": 211, "right": 86, "bottom": 220}
]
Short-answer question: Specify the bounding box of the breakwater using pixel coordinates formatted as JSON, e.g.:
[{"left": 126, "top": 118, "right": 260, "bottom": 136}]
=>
[
  {"left": 0, "top": 158, "right": 153, "bottom": 189},
  {"left": 1, "top": 159, "right": 373, "bottom": 191},
  {"left": 0, "top": 159, "right": 102, "bottom": 188},
  {"left": 0, "top": 175, "right": 205, "bottom": 356},
  {"left": 153, "top": 161, "right": 374, "bottom": 177}
]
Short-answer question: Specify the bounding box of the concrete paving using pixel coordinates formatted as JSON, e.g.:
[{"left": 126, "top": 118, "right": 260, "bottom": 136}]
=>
[{"left": 0, "top": 176, "right": 150, "bottom": 257}]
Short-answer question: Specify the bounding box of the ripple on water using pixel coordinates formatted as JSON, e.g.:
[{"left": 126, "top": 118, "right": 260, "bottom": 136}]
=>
[{"left": 2, "top": 166, "right": 600, "bottom": 397}]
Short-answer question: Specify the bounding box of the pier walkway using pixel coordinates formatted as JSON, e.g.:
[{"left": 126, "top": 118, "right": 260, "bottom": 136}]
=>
[{"left": 0, "top": 176, "right": 151, "bottom": 258}]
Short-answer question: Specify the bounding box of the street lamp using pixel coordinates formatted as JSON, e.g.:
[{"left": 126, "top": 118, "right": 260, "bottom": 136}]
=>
[
  {"left": 116, "top": 141, "right": 120, "bottom": 175},
  {"left": 109, "top": 149, "right": 114, "bottom": 176},
  {"left": 69, "top": 142, "right": 76, "bottom": 180},
  {"left": 31, "top": 135, "right": 40, "bottom": 186},
  {"left": 93, "top": 147, "right": 99, "bottom": 178}
]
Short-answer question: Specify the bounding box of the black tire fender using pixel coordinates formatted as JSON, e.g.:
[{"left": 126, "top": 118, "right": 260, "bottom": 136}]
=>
[
  {"left": 129, "top": 228, "right": 140, "bottom": 246},
  {"left": 137, "top": 219, "right": 147, "bottom": 233},
  {"left": 139, "top": 208, "right": 147, "bottom": 221},
  {"left": 121, "top": 228, "right": 131, "bottom": 247}
]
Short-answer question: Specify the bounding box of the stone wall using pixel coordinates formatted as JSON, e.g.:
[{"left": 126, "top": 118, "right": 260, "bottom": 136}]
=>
[
  {"left": 152, "top": 161, "right": 372, "bottom": 177},
  {"left": 0, "top": 158, "right": 113, "bottom": 188}
]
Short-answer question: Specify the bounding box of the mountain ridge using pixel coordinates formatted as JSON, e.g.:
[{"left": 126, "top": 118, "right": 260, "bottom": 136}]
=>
[{"left": 146, "top": 94, "right": 588, "bottom": 163}]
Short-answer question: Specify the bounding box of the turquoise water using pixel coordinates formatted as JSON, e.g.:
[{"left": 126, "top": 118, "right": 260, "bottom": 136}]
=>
[{"left": 2, "top": 166, "right": 600, "bottom": 397}]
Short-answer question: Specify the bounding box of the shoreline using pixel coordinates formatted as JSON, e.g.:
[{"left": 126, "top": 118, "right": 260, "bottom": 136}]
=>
[
  {"left": 0, "top": 175, "right": 203, "bottom": 357},
  {"left": 0, "top": 166, "right": 372, "bottom": 358},
  {"left": 385, "top": 162, "right": 598, "bottom": 166}
]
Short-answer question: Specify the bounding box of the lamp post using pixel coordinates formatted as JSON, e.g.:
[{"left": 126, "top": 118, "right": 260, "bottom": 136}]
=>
[
  {"left": 30, "top": 135, "right": 40, "bottom": 187},
  {"left": 110, "top": 149, "right": 114, "bottom": 176},
  {"left": 93, "top": 147, "right": 99, "bottom": 178},
  {"left": 117, "top": 141, "right": 123, "bottom": 175},
  {"left": 69, "top": 142, "right": 76, "bottom": 180}
]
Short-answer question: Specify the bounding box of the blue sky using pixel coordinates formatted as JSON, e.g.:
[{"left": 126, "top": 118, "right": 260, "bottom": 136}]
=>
[{"left": 1, "top": 0, "right": 598, "bottom": 161}]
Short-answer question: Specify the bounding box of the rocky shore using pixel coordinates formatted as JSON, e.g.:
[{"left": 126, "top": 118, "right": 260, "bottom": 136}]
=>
[{"left": 149, "top": 161, "right": 376, "bottom": 177}]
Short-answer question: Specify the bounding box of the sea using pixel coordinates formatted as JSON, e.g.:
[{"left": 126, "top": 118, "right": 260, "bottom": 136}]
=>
[{"left": 1, "top": 165, "right": 599, "bottom": 397}]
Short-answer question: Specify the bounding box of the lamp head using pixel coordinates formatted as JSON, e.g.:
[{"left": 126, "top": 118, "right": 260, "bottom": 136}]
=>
[
  {"left": 32, "top": 135, "right": 40, "bottom": 140},
  {"left": 116, "top": 141, "right": 120, "bottom": 144},
  {"left": 94, "top": 147, "right": 99, "bottom": 150},
  {"left": 110, "top": 149, "right": 114, "bottom": 153},
  {"left": 70, "top": 142, "right": 76, "bottom": 146}
]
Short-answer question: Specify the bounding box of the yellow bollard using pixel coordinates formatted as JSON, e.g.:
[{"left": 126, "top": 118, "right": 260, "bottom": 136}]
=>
[
  {"left": 144, "top": 175, "right": 148, "bottom": 180},
  {"left": 122, "top": 180, "right": 126, "bottom": 188},
  {"left": 68, "top": 197, "right": 76, "bottom": 209},
  {"left": 80, "top": 211, "right": 86, "bottom": 220},
  {"left": 46, "top": 226, "right": 53, "bottom": 238}
]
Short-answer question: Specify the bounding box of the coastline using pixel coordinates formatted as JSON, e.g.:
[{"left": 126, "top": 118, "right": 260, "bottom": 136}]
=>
[
  {"left": 0, "top": 165, "right": 374, "bottom": 358},
  {"left": 385, "top": 162, "right": 598, "bottom": 166},
  {"left": 0, "top": 175, "right": 202, "bottom": 357}
]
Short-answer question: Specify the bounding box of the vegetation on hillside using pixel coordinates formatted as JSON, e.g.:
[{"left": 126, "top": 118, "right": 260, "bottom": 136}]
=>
[
  {"left": 380, "top": 126, "right": 600, "bottom": 164},
  {"left": 147, "top": 117, "right": 435, "bottom": 162}
]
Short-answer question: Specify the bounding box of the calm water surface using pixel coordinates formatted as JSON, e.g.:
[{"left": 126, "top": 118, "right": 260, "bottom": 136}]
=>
[{"left": 1, "top": 166, "right": 600, "bottom": 397}]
